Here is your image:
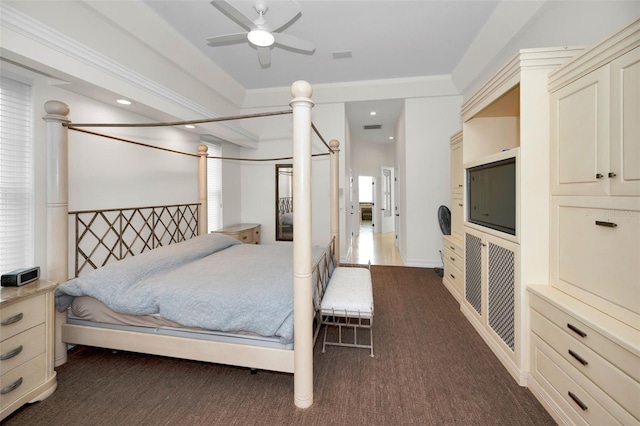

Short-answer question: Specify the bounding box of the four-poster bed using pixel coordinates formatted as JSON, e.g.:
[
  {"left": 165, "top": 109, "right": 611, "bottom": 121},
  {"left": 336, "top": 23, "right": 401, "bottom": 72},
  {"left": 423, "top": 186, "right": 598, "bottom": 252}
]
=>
[{"left": 44, "top": 81, "right": 341, "bottom": 408}]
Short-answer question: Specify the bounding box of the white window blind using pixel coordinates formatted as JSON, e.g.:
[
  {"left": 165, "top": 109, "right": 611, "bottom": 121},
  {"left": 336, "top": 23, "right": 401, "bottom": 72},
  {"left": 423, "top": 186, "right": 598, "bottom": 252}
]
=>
[
  {"left": 204, "top": 142, "right": 222, "bottom": 232},
  {"left": 0, "top": 76, "right": 33, "bottom": 274}
]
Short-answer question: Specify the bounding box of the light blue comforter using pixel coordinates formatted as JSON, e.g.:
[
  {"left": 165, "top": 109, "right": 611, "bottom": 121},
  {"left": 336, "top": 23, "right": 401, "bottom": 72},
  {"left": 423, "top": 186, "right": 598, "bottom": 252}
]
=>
[{"left": 56, "top": 233, "right": 323, "bottom": 344}]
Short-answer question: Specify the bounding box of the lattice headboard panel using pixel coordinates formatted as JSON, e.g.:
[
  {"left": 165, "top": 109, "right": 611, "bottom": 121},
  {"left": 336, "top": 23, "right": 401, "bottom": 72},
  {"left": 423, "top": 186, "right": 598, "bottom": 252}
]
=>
[{"left": 70, "top": 204, "right": 199, "bottom": 277}]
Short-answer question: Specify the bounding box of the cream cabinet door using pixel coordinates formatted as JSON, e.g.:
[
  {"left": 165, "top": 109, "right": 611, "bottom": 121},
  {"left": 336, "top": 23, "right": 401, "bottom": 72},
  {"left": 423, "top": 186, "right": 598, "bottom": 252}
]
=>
[
  {"left": 551, "top": 65, "right": 610, "bottom": 196},
  {"left": 450, "top": 194, "right": 463, "bottom": 241},
  {"left": 451, "top": 139, "right": 463, "bottom": 194},
  {"left": 610, "top": 47, "right": 640, "bottom": 196}
]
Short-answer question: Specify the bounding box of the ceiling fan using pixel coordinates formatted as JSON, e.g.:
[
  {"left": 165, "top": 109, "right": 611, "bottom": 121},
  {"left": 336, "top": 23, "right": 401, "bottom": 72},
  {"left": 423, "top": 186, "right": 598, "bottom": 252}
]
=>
[{"left": 206, "top": 0, "right": 315, "bottom": 67}]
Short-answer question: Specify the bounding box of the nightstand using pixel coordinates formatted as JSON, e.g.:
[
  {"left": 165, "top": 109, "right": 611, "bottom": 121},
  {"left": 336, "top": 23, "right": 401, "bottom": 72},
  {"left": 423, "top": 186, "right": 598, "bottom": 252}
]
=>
[
  {"left": 211, "top": 223, "right": 261, "bottom": 244},
  {"left": 1, "top": 279, "right": 58, "bottom": 421}
]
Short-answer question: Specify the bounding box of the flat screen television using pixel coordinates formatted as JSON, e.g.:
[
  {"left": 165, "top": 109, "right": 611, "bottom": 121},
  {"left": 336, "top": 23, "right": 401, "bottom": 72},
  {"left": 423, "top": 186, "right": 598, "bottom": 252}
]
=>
[{"left": 467, "top": 156, "right": 516, "bottom": 235}]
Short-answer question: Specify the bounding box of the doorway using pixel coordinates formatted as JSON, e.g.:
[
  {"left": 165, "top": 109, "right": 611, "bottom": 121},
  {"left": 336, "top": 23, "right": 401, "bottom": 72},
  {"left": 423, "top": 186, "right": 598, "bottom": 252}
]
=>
[{"left": 358, "top": 176, "right": 374, "bottom": 234}]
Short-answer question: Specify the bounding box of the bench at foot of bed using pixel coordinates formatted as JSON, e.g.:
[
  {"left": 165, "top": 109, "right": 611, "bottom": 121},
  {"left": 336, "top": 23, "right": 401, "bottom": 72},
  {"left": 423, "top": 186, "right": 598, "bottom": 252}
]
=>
[{"left": 320, "top": 266, "right": 374, "bottom": 357}]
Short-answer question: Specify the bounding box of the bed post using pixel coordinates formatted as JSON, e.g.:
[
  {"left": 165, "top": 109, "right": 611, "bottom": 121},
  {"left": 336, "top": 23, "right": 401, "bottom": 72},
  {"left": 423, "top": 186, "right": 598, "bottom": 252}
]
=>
[
  {"left": 329, "top": 139, "right": 340, "bottom": 263},
  {"left": 197, "top": 144, "right": 208, "bottom": 235},
  {"left": 290, "top": 80, "right": 314, "bottom": 409},
  {"left": 43, "top": 100, "right": 70, "bottom": 366}
]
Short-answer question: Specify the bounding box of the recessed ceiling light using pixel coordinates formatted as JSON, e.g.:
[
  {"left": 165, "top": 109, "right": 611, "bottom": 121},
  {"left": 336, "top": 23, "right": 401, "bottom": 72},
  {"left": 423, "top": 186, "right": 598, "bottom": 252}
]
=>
[
  {"left": 389, "top": 136, "right": 394, "bottom": 140},
  {"left": 185, "top": 125, "right": 196, "bottom": 129},
  {"left": 116, "top": 99, "right": 132, "bottom": 105},
  {"left": 370, "top": 111, "right": 377, "bottom": 116}
]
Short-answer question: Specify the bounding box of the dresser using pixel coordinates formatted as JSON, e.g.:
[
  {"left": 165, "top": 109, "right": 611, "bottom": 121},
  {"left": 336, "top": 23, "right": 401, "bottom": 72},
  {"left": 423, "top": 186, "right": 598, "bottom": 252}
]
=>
[
  {"left": 1, "top": 280, "right": 58, "bottom": 421},
  {"left": 442, "top": 131, "right": 464, "bottom": 303},
  {"left": 211, "top": 223, "right": 261, "bottom": 244}
]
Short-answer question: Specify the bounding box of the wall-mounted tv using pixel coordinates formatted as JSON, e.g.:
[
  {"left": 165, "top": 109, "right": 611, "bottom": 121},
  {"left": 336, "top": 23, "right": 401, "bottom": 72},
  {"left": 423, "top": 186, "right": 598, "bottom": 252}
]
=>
[{"left": 467, "top": 156, "right": 516, "bottom": 235}]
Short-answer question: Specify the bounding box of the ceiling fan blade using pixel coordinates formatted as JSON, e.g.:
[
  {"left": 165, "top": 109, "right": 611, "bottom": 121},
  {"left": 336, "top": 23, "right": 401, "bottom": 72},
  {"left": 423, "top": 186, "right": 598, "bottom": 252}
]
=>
[
  {"left": 273, "top": 33, "right": 315, "bottom": 52},
  {"left": 257, "top": 46, "right": 271, "bottom": 67},
  {"left": 210, "top": 0, "right": 256, "bottom": 30},
  {"left": 263, "top": 1, "right": 301, "bottom": 32},
  {"left": 206, "top": 32, "right": 248, "bottom": 46}
]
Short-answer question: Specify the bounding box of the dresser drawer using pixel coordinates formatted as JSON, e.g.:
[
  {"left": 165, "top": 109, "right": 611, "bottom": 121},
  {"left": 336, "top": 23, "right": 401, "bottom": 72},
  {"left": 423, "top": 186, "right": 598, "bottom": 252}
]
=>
[
  {"left": 530, "top": 293, "right": 639, "bottom": 382},
  {"left": 1, "top": 294, "right": 45, "bottom": 341},
  {"left": 531, "top": 309, "right": 640, "bottom": 419},
  {"left": 531, "top": 338, "right": 635, "bottom": 426},
  {"left": 444, "top": 244, "right": 463, "bottom": 271},
  {"left": 0, "top": 323, "right": 46, "bottom": 375},
  {"left": 444, "top": 258, "right": 462, "bottom": 291},
  {"left": 443, "top": 236, "right": 463, "bottom": 258},
  {"left": 0, "top": 354, "right": 46, "bottom": 411}
]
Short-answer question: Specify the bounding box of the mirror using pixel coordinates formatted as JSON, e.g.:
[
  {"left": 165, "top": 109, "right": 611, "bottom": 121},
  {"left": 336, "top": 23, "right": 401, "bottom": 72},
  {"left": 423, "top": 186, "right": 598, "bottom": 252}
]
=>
[{"left": 276, "top": 164, "right": 293, "bottom": 241}]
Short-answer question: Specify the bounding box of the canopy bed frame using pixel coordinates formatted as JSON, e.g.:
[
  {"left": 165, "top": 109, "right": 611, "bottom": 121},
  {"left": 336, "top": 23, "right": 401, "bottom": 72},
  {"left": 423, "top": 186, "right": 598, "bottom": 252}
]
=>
[{"left": 43, "top": 81, "right": 340, "bottom": 409}]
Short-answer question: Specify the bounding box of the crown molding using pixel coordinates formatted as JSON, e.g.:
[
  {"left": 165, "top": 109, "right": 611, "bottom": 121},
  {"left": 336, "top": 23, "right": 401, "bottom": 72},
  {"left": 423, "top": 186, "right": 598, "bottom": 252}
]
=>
[{"left": 0, "top": 3, "right": 258, "bottom": 145}]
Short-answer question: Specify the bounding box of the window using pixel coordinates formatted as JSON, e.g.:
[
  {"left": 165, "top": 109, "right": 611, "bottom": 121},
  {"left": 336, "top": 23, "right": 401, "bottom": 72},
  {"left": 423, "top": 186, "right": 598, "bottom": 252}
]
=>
[
  {"left": 0, "top": 76, "right": 34, "bottom": 274},
  {"left": 204, "top": 141, "right": 222, "bottom": 232}
]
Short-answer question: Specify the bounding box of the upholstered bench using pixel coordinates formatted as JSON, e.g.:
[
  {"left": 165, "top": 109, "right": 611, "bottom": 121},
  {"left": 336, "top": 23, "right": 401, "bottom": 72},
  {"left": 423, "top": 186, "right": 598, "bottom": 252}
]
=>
[{"left": 320, "top": 266, "right": 374, "bottom": 357}]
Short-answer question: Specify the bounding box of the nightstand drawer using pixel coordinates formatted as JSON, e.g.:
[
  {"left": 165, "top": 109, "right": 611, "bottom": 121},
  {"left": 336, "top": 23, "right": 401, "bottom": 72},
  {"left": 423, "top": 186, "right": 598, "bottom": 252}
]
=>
[
  {"left": 0, "top": 323, "right": 46, "bottom": 375},
  {"left": 237, "top": 229, "right": 257, "bottom": 244},
  {"left": 0, "top": 354, "right": 46, "bottom": 411},
  {"left": 531, "top": 309, "right": 640, "bottom": 419},
  {"left": 1, "top": 294, "right": 45, "bottom": 341}
]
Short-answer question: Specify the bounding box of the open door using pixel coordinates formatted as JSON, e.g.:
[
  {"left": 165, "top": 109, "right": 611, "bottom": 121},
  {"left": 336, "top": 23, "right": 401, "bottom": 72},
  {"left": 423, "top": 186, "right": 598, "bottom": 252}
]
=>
[{"left": 381, "top": 166, "right": 394, "bottom": 234}]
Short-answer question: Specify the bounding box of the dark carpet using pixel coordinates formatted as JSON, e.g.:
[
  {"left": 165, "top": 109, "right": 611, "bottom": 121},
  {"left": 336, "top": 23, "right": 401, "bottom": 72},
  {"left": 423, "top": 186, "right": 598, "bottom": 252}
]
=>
[{"left": 4, "top": 266, "right": 555, "bottom": 425}]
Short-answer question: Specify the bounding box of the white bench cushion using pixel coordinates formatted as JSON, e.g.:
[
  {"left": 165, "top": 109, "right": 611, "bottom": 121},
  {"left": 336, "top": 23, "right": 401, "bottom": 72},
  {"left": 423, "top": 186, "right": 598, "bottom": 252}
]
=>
[{"left": 321, "top": 267, "right": 373, "bottom": 318}]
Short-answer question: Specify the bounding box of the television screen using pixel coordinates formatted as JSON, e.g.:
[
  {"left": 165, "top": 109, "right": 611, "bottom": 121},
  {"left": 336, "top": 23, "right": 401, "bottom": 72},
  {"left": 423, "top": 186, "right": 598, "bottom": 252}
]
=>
[{"left": 467, "top": 157, "right": 516, "bottom": 235}]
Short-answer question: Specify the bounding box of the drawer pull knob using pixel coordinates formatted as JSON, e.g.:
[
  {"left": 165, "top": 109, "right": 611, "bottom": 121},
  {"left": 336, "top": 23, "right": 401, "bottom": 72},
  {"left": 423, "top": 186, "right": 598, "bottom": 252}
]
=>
[
  {"left": 450, "top": 274, "right": 455, "bottom": 279},
  {"left": 596, "top": 173, "right": 603, "bottom": 179},
  {"left": 1, "top": 312, "right": 23, "bottom": 326},
  {"left": 595, "top": 221, "right": 617, "bottom": 228},
  {"left": 0, "top": 345, "right": 23, "bottom": 360},
  {"left": 450, "top": 257, "right": 455, "bottom": 261},
  {"left": 608, "top": 172, "right": 617, "bottom": 178},
  {"left": 242, "top": 236, "right": 247, "bottom": 240},
  {"left": 1, "top": 377, "right": 23, "bottom": 395},
  {"left": 450, "top": 246, "right": 455, "bottom": 250},
  {"left": 568, "top": 349, "right": 588, "bottom": 366},
  {"left": 567, "top": 323, "right": 587, "bottom": 338},
  {"left": 568, "top": 391, "right": 588, "bottom": 411}
]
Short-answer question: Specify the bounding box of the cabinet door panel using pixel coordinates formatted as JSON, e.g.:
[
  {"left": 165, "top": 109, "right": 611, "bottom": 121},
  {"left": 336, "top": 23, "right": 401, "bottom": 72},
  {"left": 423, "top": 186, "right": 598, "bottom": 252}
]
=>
[
  {"left": 556, "top": 204, "right": 640, "bottom": 316},
  {"left": 465, "top": 232, "right": 483, "bottom": 316},
  {"left": 451, "top": 195, "right": 463, "bottom": 241},
  {"left": 487, "top": 241, "right": 516, "bottom": 351},
  {"left": 610, "top": 47, "right": 640, "bottom": 196},
  {"left": 451, "top": 140, "right": 463, "bottom": 193},
  {"left": 551, "top": 66, "right": 610, "bottom": 195}
]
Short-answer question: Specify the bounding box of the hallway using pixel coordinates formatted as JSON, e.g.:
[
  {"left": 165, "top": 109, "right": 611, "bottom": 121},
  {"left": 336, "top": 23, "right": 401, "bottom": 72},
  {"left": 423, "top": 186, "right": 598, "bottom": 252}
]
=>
[{"left": 345, "top": 222, "right": 404, "bottom": 266}]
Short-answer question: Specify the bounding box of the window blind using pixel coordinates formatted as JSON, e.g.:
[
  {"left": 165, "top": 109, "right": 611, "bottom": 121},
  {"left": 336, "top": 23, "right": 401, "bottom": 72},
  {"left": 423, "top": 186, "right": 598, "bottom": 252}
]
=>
[
  {"left": 204, "top": 141, "right": 222, "bottom": 232},
  {"left": 0, "top": 76, "right": 34, "bottom": 274}
]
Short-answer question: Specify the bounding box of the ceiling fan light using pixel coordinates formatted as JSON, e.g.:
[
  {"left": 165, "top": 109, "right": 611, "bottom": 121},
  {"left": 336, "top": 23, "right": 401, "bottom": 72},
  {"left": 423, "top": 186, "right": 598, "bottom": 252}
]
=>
[{"left": 247, "top": 29, "right": 274, "bottom": 47}]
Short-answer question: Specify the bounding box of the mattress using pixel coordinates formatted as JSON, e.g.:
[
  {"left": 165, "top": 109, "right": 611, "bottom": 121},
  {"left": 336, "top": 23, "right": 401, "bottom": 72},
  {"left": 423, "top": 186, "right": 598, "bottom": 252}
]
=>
[{"left": 68, "top": 296, "right": 293, "bottom": 350}]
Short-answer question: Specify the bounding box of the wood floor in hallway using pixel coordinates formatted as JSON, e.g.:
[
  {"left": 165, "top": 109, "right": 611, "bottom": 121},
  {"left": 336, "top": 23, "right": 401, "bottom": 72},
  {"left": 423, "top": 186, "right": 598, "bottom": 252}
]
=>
[{"left": 345, "top": 222, "right": 404, "bottom": 266}]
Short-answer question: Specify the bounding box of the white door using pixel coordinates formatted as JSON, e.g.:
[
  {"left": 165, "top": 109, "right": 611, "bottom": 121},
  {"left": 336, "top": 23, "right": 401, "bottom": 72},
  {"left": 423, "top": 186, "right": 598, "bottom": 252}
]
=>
[
  {"left": 381, "top": 166, "right": 394, "bottom": 234},
  {"left": 394, "top": 166, "right": 400, "bottom": 248}
]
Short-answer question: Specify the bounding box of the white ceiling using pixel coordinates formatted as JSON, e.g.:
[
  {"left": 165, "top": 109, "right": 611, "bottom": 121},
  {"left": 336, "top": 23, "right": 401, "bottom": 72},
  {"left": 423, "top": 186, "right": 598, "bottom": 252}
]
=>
[{"left": 143, "top": 0, "right": 501, "bottom": 144}]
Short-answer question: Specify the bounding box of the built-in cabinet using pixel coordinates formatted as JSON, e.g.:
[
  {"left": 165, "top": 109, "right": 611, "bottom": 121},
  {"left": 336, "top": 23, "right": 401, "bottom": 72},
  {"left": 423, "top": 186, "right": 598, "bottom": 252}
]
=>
[
  {"left": 550, "top": 46, "right": 640, "bottom": 197},
  {"left": 1, "top": 280, "right": 58, "bottom": 421},
  {"left": 528, "top": 20, "right": 640, "bottom": 425},
  {"left": 458, "top": 46, "right": 581, "bottom": 386},
  {"left": 443, "top": 131, "right": 464, "bottom": 302}
]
